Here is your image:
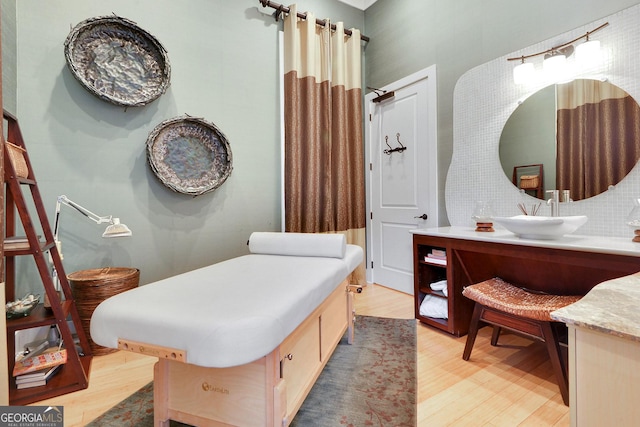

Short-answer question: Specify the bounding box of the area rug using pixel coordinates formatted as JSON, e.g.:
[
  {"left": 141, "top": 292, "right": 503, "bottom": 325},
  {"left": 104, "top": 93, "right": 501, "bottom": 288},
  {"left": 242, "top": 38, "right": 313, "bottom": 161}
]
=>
[{"left": 86, "top": 315, "right": 416, "bottom": 427}]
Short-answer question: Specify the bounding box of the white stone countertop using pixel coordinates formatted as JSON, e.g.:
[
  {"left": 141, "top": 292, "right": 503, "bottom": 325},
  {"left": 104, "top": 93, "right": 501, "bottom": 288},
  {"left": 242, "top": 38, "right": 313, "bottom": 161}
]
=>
[
  {"left": 551, "top": 272, "right": 640, "bottom": 342},
  {"left": 411, "top": 226, "right": 640, "bottom": 257}
]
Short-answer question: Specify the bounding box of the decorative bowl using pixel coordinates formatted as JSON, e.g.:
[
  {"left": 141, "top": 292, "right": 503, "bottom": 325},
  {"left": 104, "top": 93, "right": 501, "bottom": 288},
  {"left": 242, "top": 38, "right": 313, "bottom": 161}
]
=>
[
  {"left": 6, "top": 294, "right": 40, "bottom": 319},
  {"left": 492, "top": 215, "right": 588, "bottom": 240}
]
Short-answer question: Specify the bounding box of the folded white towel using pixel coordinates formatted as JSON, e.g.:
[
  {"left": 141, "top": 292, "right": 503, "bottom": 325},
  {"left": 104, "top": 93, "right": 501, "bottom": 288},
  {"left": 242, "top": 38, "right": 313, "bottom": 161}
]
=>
[
  {"left": 430, "top": 279, "right": 447, "bottom": 291},
  {"left": 419, "top": 295, "right": 448, "bottom": 319}
]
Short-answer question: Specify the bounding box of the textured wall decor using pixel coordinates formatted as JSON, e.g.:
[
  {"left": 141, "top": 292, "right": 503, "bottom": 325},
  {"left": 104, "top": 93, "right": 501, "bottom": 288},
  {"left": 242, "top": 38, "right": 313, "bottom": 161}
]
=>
[
  {"left": 146, "top": 115, "right": 233, "bottom": 196},
  {"left": 64, "top": 15, "right": 171, "bottom": 107}
]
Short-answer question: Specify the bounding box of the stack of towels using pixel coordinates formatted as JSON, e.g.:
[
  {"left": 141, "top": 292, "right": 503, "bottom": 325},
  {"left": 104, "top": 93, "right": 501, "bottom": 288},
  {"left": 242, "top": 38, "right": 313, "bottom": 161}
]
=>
[
  {"left": 419, "top": 279, "right": 448, "bottom": 319},
  {"left": 429, "top": 279, "right": 447, "bottom": 296}
]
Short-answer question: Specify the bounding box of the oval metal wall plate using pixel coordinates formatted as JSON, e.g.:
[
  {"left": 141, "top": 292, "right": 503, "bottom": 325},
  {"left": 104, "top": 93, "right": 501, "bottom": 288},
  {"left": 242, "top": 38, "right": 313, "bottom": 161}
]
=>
[
  {"left": 146, "top": 116, "right": 233, "bottom": 196},
  {"left": 64, "top": 15, "right": 171, "bottom": 107}
]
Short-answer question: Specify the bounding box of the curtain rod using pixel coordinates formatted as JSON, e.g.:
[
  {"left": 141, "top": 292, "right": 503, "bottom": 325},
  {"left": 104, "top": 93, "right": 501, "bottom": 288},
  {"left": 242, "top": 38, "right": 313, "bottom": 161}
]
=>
[{"left": 258, "top": 0, "right": 370, "bottom": 43}]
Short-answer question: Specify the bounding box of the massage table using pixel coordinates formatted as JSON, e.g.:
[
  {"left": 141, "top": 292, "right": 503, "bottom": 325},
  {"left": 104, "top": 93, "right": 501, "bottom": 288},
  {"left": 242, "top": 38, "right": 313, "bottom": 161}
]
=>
[{"left": 91, "top": 232, "right": 363, "bottom": 427}]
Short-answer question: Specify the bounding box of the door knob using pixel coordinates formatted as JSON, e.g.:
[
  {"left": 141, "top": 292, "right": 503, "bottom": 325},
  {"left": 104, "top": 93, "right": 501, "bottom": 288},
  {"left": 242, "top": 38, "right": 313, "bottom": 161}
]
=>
[{"left": 414, "top": 214, "right": 428, "bottom": 220}]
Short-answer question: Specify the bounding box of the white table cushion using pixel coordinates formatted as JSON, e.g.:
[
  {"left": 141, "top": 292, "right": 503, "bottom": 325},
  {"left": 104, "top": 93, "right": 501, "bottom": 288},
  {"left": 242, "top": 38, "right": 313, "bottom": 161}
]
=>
[{"left": 90, "top": 244, "right": 363, "bottom": 368}]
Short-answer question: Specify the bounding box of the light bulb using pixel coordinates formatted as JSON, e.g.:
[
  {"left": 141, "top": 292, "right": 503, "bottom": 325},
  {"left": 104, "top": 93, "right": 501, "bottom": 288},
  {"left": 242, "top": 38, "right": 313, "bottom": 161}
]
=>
[
  {"left": 513, "top": 62, "right": 535, "bottom": 84},
  {"left": 543, "top": 53, "right": 569, "bottom": 82},
  {"left": 576, "top": 39, "right": 602, "bottom": 68}
]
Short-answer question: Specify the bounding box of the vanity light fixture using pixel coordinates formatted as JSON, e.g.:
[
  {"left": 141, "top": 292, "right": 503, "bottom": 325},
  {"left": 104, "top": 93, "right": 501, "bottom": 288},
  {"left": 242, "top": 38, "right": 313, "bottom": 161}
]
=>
[
  {"left": 513, "top": 58, "right": 535, "bottom": 85},
  {"left": 508, "top": 22, "right": 609, "bottom": 84},
  {"left": 543, "top": 50, "right": 570, "bottom": 82},
  {"left": 575, "top": 36, "right": 602, "bottom": 68}
]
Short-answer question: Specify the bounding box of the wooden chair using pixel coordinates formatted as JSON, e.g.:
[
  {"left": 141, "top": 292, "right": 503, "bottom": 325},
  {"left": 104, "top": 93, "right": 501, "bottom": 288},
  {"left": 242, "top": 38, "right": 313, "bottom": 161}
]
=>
[{"left": 461, "top": 277, "right": 581, "bottom": 406}]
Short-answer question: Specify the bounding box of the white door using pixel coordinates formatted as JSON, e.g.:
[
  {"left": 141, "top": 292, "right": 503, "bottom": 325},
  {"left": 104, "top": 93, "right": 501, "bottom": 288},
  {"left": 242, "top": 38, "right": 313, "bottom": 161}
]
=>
[{"left": 366, "top": 66, "right": 438, "bottom": 295}]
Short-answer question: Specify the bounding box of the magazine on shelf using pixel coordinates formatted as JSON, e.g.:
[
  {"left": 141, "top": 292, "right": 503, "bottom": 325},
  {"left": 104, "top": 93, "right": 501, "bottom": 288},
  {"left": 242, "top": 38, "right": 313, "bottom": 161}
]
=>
[
  {"left": 13, "top": 347, "right": 67, "bottom": 377},
  {"left": 15, "top": 364, "right": 62, "bottom": 388},
  {"left": 430, "top": 249, "right": 446, "bottom": 258},
  {"left": 424, "top": 255, "right": 446, "bottom": 265},
  {"left": 17, "top": 380, "right": 46, "bottom": 389}
]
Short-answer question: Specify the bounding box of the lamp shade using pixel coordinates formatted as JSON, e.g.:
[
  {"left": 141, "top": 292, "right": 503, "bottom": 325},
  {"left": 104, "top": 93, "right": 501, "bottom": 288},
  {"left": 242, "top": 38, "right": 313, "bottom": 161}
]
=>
[
  {"left": 102, "top": 218, "right": 132, "bottom": 238},
  {"left": 576, "top": 39, "right": 602, "bottom": 68},
  {"left": 543, "top": 53, "right": 568, "bottom": 82},
  {"left": 513, "top": 62, "right": 535, "bottom": 84}
]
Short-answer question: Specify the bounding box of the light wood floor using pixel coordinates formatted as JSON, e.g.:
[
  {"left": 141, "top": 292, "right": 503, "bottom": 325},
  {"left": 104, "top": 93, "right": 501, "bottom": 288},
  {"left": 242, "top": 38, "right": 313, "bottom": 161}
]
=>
[{"left": 32, "top": 284, "right": 570, "bottom": 426}]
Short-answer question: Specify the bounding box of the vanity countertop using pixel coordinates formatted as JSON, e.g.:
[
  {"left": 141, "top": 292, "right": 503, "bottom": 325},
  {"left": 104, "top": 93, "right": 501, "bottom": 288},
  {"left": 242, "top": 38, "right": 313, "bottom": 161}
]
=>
[
  {"left": 411, "top": 226, "right": 640, "bottom": 257},
  {"left": 551, "top": 272, "right": 640, "bottom": 342}
]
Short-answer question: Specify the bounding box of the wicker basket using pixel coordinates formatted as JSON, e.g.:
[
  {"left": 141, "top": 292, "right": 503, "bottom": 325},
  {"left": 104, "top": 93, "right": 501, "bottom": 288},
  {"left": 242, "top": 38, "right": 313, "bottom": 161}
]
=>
[
  {"left": 68, "top": 267, "right": 140, "bottom": 356},
  {"left": 519, "top": 174, "right": 540, "bottom": 189},
  {"left": 5, "top": 142, "right": 29, "bottom": 178}
]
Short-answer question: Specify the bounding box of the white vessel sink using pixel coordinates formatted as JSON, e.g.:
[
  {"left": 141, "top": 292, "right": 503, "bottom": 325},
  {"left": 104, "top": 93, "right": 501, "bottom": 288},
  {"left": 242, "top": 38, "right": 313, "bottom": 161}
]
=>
[{"left": 492, "top": 215, "right": 588, "bottom": 240}]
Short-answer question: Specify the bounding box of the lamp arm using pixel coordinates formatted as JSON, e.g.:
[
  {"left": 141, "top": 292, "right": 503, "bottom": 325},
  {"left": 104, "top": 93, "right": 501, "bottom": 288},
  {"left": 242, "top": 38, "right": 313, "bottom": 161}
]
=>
[
  {"left": 56, "top": 195, "right": 114, "bottom": 231},
  {"left": 52, "top": 195, "right": 131, "bottom": 245}
]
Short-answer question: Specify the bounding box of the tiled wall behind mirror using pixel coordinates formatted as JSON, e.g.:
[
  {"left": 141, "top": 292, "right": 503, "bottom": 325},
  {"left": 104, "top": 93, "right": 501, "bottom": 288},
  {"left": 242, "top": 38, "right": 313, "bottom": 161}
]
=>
[{"left": 447, "top": 3, "right": 640, "bottom": 238}]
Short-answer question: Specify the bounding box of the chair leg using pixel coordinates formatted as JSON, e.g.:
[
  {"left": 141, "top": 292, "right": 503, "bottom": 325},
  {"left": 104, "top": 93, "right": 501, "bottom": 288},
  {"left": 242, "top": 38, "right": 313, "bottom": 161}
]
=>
[
  {"left": 462, "top": 303, "right": 483, "bottom": 361},
  {"left": 541, "top": 321, "right": 569, "bottom": 406},
  {"left": 490, "top": 326, "right": 501, "bottom": 346}
]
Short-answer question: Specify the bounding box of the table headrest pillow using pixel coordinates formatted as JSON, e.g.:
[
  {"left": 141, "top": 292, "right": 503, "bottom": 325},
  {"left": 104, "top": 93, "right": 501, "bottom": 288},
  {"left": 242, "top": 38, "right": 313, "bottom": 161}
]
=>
[{"left": 248, "top": 232, "right": 346, "bottom": 259}]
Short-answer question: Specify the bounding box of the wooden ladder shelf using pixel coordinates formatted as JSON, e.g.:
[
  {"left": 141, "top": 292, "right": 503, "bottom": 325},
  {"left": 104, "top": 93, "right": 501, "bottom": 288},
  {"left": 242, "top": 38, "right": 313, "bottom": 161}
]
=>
[{"left": 3, "top": 110, "right": 92, "bottom": 405}]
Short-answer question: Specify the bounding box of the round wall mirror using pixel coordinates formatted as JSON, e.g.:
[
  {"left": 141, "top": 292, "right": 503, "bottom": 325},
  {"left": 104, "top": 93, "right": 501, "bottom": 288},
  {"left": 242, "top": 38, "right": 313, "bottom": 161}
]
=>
[{"left": 499, "top": 79, "right": 640, "bottom": 201}]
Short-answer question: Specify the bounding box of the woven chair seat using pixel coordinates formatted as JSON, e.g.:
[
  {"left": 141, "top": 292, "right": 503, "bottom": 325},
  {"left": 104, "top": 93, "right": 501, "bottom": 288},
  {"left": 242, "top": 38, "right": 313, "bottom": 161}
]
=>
[{"left": 462, "top": 277, "right": 581, "bottom": 321}]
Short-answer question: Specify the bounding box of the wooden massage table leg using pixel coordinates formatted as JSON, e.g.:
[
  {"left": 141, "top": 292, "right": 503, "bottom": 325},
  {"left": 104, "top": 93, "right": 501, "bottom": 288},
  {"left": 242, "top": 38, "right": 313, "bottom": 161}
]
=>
[{"left": 154, "top": 360, "right": 170, "bottom": 427}]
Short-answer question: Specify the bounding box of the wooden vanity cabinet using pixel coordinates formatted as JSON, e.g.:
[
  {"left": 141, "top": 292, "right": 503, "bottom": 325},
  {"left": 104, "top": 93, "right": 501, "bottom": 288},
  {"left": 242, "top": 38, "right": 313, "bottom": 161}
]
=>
[
  {"left": 413, "top": 232, "right": 640, "bottom": 337},
  {"left": 413, "top": 235, "right": 475, "bottom": 336}
]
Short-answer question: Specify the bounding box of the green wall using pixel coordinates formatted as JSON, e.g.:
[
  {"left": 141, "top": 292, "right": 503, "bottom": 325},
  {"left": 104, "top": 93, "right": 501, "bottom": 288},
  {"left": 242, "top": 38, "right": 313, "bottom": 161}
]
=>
[{"left": 5, "top": 0, "right": 364, "bottom": 294}]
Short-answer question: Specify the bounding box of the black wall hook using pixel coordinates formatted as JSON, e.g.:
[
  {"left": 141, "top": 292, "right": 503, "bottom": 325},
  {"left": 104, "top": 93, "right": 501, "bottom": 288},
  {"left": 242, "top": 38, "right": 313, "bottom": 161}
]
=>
[{"left": 383, "top": 133, "right": 407, "bottom": 155}]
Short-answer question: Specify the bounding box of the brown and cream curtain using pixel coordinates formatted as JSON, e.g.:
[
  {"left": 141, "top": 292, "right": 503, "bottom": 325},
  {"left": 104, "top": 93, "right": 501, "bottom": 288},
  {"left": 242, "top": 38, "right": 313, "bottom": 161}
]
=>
[
  {"left": 283, "top": 5, "right": 366, "bottom": 284},
  {"left": 557, "top": 79, "right": 640, "bottom": 199}
]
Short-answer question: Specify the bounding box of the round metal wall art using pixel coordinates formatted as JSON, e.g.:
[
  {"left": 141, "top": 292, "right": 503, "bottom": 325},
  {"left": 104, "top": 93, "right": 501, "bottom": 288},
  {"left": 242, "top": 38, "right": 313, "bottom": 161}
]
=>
[
  {"left": 146, "top": 116, "right": 233, "bottom": 196},
  {"left": 64, "top": 15, "right": 171, "bottom": 107}
]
